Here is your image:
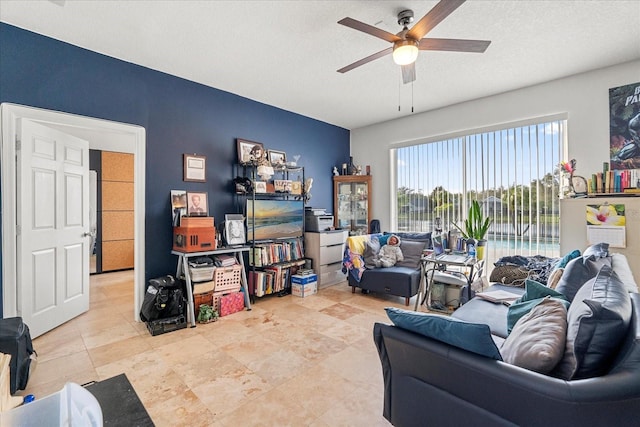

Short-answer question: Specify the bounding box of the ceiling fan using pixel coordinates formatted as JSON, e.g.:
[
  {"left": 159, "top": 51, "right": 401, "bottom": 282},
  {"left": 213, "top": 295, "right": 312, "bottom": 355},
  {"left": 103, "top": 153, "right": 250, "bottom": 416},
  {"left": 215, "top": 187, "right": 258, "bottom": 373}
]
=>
[{"left": 337, "top": 0, "right": 491, "bottom": 84}]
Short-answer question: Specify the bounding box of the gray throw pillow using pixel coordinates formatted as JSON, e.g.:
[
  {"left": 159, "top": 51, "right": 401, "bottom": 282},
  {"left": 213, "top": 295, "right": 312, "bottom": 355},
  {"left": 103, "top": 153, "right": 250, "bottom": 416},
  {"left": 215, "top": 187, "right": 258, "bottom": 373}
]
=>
[
  {"left": 555, "top": 255, "right": 610, "bottom": 302},
  {"left": 501, "top": 298, "right": 567, "bottom": 374},
  {"left": 363, "top": 238, "right": 380, "bottom": 269},
  {"left": 583, "top": 242, "right": 609, "bottom": 258},
  {"left": 553, "top": 265, "right": 632, "bottom": 380},
  {"left": 395, "top": 240, "right": 427, "bottom": 269}
]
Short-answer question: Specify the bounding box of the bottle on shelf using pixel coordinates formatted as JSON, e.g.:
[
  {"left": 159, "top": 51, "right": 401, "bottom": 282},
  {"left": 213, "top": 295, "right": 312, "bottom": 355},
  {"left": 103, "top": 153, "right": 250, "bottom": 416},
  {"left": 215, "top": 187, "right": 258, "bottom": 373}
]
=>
[{"left": 348, "top": 156, "right": 357, "bottom": 175}]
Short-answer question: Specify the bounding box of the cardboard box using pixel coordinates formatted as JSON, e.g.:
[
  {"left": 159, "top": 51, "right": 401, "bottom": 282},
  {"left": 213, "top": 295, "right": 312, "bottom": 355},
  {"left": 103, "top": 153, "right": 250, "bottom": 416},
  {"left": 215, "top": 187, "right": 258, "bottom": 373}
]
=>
[
  {"left": 219, "top": 291, "right": 245, "bottom": 316},
  {"left": 291, "top": 274, "right": 318, "bottom": 285},
  {"left": 181, "top": 216, "right": 214, "bottom": 228},
  {"left": 292, "top": 281, "right": 317, "bottom": 297}
]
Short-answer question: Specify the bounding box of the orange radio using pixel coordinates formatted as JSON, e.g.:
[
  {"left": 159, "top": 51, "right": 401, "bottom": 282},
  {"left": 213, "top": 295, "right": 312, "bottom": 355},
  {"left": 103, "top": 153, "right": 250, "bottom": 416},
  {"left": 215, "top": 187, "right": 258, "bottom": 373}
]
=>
[{"left": 173, "top": 227, "right": 217, "bottom": 252}]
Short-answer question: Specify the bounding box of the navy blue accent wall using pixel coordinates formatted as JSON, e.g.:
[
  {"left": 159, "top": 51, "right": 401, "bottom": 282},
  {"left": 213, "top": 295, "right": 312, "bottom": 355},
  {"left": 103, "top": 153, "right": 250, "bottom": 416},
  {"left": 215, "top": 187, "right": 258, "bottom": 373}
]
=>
[{"left": 0, "top": 23, "right": 350, "bottom": 316}]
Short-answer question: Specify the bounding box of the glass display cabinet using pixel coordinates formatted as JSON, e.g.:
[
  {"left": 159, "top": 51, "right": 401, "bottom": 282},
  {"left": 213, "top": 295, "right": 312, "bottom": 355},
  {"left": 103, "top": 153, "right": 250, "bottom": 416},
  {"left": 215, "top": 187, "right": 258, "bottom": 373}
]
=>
[{"left": 333, "top": 175, "right": 372, "bottom": 235}]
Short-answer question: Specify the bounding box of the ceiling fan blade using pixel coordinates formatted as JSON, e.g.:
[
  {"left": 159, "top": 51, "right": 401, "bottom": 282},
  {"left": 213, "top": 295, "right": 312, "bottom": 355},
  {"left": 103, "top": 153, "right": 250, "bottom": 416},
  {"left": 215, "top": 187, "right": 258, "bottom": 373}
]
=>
[
  {"left": 337, "top": 47, "right": 393, "bottom": 73},
  {"left": 407, "top": 0, "right": 466, "bottom": 41},
  {"left": 338, "top": 17, "right": 401, "bottom": 43},
  {"left": 401, "top": 63, "right": 416, "bottom": 84},
  {"left": 419, "top": 38, "right": 491, "bottom": 53}
]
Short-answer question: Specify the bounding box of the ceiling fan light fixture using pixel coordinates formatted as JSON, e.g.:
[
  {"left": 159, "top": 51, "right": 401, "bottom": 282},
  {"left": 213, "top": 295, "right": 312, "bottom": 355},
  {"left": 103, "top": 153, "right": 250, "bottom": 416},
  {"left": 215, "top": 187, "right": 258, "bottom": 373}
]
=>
[{"left": 392, "top": 39, "right": 419, "bottom": 65}]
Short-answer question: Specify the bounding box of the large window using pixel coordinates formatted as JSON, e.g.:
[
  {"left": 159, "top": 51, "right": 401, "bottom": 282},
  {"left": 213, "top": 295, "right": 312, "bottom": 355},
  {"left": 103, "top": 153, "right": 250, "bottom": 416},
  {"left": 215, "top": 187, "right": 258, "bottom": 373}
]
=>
[{"left": 394, "top": 117, "right": 565, "bottom": 267}]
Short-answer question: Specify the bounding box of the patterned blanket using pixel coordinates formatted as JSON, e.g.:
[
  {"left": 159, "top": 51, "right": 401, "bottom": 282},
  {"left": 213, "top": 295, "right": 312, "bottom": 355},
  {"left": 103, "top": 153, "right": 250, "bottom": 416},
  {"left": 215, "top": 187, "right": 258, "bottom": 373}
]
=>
[{"left": 341, "top": 234, "right": 382, "bottom": 282}]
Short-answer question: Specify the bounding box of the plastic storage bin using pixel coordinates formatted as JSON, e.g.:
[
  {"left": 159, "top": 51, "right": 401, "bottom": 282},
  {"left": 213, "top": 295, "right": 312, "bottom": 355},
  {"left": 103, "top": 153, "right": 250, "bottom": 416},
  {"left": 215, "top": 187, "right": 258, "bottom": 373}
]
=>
[
  {"left": 0, "top": 382, "right": 103, "bottom": 426},
  {"left": 213, "top": 264, "right": 242, "bottom": 293}
]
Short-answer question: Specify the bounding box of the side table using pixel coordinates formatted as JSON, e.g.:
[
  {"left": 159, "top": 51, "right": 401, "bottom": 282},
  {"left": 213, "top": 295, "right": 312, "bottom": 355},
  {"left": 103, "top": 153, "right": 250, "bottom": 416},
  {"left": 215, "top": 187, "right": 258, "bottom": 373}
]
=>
[{"left": 416, "top": 254, "right": 484, "bottom": 312}]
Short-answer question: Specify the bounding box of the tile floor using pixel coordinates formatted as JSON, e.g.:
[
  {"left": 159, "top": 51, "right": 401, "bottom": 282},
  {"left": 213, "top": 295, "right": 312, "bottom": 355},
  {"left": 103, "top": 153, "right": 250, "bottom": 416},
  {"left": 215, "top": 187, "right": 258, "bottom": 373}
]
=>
[{"left": 20, "top": 270, "right": 423, "bottom": 426}]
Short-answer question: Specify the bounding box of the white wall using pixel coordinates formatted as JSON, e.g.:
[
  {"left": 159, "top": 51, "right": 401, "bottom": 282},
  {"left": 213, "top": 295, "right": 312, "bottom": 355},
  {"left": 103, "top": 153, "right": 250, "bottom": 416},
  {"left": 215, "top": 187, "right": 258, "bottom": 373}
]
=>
[{"left": 351, "top": 60, "right": 640, "bottom": 230}]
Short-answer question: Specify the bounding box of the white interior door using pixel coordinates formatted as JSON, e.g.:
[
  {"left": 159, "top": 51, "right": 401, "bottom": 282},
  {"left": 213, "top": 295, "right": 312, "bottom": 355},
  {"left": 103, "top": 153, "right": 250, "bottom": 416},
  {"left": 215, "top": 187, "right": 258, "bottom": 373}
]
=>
[{"left": 16, "top": 119, "right": 90, "bottom": 337}]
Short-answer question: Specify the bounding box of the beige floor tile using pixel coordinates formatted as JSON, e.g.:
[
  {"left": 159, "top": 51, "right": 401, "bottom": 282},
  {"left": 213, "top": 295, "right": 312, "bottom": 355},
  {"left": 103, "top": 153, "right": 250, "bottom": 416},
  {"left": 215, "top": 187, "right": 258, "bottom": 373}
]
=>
[
  {"left": 320, "top": 302, "right": 365, "bottom": 320},
  {"left": 218, "top": 387, "right": 319, "bottom": 427},
  {"left": 31, "top": 325, "right": 87, "bottom": 363},
  {"left": 246, "top": 347, "right": 311, "bottom": 386},
  {"left": 26, "top": 351, "right": 97, "bottom": 388},
  {"left": 145, "top": 389, "right": 215, "bottom": 427},
  {"left": 191, "top": 367, "right": 270, "bottom": 419},
  {"left": 281, "top": 330, "right": 347, "bottom": 362},
  {"left": 80, "top": 320, "right": 140, "bottom": 349},
  {"left": 221, "top": 335, "right": 281, "bottom": 366},
  {"left": 87, "top": 334, "right": 152, "bottom": 367}
]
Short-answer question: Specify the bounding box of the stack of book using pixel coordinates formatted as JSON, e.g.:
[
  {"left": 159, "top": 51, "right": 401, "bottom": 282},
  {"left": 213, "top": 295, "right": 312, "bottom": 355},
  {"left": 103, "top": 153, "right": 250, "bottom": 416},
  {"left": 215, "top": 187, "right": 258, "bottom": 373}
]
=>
[{"left": 588, "top": 166, "right": 640, "bottom": 195}]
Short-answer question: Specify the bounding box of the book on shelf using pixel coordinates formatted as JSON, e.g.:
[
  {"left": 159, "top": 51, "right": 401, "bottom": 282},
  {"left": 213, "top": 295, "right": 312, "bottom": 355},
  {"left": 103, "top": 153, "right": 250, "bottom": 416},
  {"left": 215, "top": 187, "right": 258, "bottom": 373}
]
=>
[{"left": 475, "top": 290, "right": 520, "bottom": 306}]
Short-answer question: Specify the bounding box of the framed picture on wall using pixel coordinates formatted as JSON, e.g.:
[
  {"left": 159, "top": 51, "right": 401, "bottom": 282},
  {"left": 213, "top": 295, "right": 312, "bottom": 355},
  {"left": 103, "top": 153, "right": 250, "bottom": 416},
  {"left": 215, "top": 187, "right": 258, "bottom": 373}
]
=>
[
  {"left": 184, "top": 154, "right": 206, "bottom": 182},
  {"left": 268, "top": 149, "right": 287, "bottom": 167},
  {"left": 187, "top": 191, "right": 208, "bottom": 216},
  {"left": 237, "top": 138, "right": 264, "bottom": 165}
]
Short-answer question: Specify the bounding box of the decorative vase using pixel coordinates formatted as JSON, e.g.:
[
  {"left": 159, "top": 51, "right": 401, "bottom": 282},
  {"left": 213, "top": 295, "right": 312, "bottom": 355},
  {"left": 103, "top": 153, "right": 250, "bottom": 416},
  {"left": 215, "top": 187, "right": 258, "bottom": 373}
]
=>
[{"left": 348, "top": 156, "right": 357, "bottom": 175}]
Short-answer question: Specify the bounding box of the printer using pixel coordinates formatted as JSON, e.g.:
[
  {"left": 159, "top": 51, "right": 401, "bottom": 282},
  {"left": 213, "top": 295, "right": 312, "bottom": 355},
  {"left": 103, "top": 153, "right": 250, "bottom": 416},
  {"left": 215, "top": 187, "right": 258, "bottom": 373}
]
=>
[{"left": 305, "top": 208, "right": 334, "bottom": 232}]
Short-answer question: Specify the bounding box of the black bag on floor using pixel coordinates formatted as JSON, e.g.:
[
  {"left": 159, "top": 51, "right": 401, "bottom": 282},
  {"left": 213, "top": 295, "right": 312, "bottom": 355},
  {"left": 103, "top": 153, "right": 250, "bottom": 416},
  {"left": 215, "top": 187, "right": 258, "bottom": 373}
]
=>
[
  {"left": 140, "top": 275, "right": 186, "bottom": 322},
  {"left": 0, "top": 317, "right": 37, "bottom": 394}
]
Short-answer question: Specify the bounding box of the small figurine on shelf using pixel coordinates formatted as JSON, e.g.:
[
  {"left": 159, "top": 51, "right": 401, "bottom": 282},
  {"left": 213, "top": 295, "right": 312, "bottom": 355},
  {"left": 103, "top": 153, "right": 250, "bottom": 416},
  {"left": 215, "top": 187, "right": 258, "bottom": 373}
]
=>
[{"left": 333, "top": 166, "right": 339, "bottom": 176}]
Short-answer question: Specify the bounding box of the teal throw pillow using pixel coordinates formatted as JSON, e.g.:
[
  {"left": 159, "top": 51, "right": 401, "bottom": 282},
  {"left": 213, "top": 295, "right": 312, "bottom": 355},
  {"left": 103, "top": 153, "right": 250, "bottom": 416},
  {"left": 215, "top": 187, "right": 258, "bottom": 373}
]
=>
[
  {"left": 507, "top": 279, "right": 569, "bottom": 334},
  {"left": 377, "top": 234, "right": 391, "bottom": 246},
  {"left": 385, "top": 307, "right": 502, "bottom": 360},
  {"left": 554, "top": 249, "right": 581, "bottom": 270}
]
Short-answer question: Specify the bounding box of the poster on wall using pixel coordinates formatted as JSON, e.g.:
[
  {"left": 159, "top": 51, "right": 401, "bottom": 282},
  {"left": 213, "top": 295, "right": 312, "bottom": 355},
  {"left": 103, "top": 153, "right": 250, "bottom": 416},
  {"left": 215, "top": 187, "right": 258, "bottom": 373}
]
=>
[{"left": 609, "top": 82, "right": 640, "bottom": 170}]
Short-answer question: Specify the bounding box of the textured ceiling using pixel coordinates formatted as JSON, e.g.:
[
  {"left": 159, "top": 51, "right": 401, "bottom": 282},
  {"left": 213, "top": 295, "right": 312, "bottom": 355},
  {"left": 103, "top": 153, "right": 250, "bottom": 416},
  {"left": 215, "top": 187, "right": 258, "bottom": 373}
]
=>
[{"left": 1, "top": 0, "right": 639, "bottom": 129}]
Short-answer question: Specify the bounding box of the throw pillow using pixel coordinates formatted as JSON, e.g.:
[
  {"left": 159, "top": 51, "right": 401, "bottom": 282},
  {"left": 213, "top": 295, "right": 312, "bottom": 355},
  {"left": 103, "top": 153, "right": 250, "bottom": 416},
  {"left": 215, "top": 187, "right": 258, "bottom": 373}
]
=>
[
  {"left": 554, "top": 249, "right": 581, "bottom": 270},
  {"left": 553, "top": 265, "right": 632, "bottom": 380},
  {"left": 377, "top": 234, "right": 391, "bottom": 246},
  {"left": 547, "top": 268, "right": 564, "bottom": 290},
  {"left": 583, "top": 242, "right": 610, "bottom": 258},
  {"left": 501, "top": 298, "right": 567, "bottom": 374},
  {"left": 507, "top": 279, "right": 569, "bottom": 333},
  {"left": 385, "top": 307, "right": 502, "bottom": 360},
  {"left": 555, "top": 255, "right": 611, "bottom": 302},
  {"left": 395, "top": 240, "right": 427, "bottom": 269},
  {"left": 363, "top": 239, "right": 381, "bottom": 269}
]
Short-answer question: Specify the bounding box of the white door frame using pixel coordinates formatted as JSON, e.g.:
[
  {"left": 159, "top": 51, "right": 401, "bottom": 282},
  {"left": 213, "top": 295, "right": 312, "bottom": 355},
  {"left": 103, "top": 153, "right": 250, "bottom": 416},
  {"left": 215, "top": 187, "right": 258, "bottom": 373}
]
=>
[{"left": 1, "top": 103, "right": 146, "bottom": 321}]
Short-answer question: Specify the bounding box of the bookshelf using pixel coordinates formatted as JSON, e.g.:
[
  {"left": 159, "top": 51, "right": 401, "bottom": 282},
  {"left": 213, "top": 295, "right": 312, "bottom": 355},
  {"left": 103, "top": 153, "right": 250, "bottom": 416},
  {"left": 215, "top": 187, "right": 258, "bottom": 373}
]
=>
[{"left": 235, "top": 163, "right": 307, "bottom": 298}]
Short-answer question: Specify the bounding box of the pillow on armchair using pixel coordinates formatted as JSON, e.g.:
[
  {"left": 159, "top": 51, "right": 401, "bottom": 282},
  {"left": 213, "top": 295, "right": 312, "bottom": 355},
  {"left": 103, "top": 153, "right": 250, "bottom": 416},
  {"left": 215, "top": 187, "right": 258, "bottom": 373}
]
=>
[
  {"left": 363, "top": 238, "right": 381, "bottom": 269},
  {"left": 395, "top": 240, "right": 428, "bottom": 269}
]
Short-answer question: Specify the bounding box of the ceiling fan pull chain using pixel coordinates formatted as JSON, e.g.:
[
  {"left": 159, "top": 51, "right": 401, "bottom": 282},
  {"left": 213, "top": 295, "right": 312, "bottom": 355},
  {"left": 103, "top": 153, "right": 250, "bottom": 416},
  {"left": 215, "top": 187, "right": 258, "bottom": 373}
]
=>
[
  {"left": 412, "top": 81, "right": 414, "bottom": 113},
  {"left": 398, "top": 74, "right": 401, "bottom": 112}
]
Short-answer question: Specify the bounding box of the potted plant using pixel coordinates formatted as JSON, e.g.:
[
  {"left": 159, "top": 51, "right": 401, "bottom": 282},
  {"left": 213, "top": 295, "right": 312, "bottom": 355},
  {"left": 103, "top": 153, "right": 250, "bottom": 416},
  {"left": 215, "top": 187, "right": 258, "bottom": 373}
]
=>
[
  {"left": 197, "top": 304, "right": 218, "bottom": 323},
  {"left": 451, "top": 200, "right": 492, "bottom": 259}
]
